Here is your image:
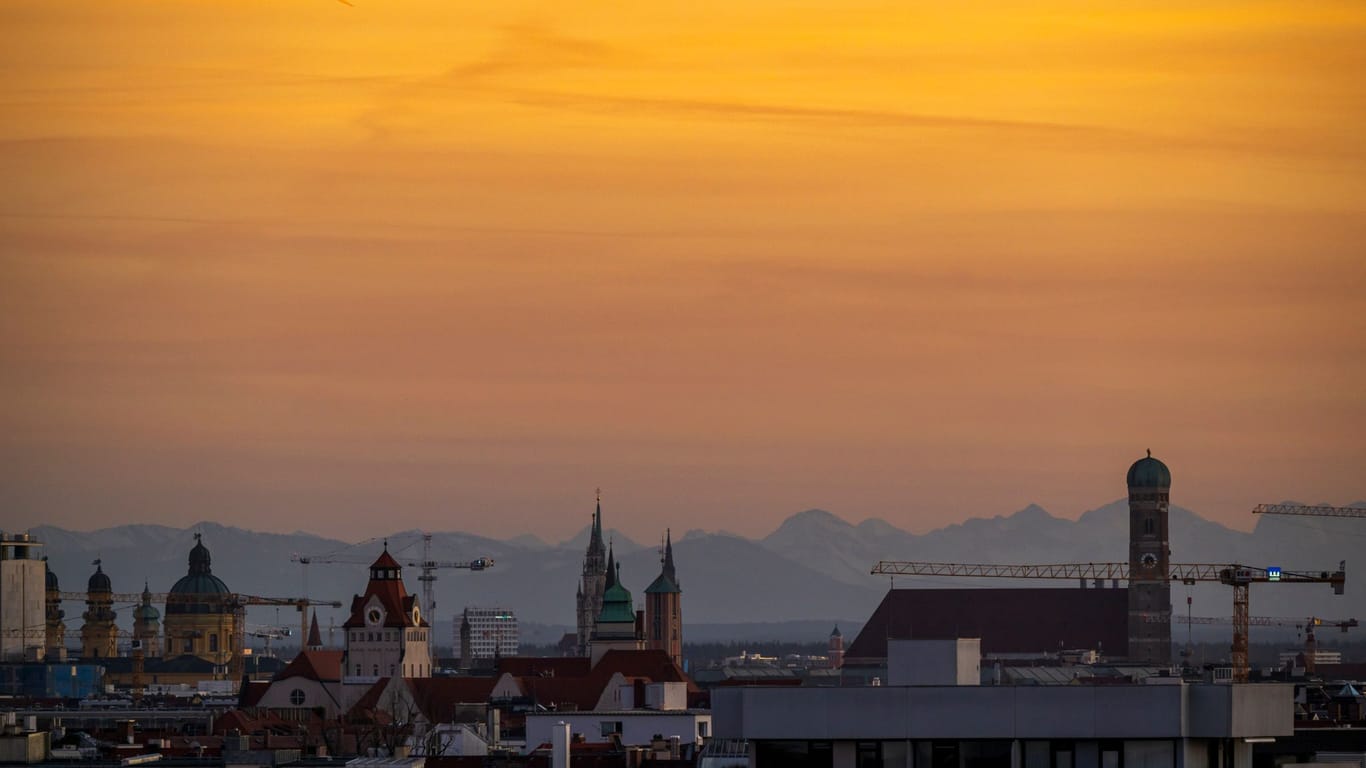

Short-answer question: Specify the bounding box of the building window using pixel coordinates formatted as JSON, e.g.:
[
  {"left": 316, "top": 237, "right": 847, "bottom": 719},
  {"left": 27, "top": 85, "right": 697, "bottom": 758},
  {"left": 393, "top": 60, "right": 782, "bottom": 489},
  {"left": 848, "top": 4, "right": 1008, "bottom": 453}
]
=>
[
  {"left": 209, "top": 634, "right": 219, "bottom": 652},
  {"left": 373, "top": 664, "right": 379, "bottom": 676},
  {"left": 289, "top": 689, "right": 305, "bottom": 706},
  {"left": 390, "top": 664, "right": 396, "bottom": 675},
  {"left": 355, "top": 664, "right": 361, "bottom": 675},
  {"left": 600, "top": 721, "right": 622, "bottom": 737},
  {"left": 184, "top": 637, "right": 193, "bottom": 652}
]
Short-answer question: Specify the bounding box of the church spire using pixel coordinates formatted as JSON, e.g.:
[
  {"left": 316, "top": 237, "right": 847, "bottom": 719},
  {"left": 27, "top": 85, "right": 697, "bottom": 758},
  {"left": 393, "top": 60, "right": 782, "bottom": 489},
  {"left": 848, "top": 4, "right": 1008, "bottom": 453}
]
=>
[
  {"left": 662, "top": 529, "right": 676, "bottom": 583},
  {"left": 589, "top": 488, "right": 605, "bottom": 555},
  {"left": 605, "top": 541, "right": 616, "bottom": 590}
]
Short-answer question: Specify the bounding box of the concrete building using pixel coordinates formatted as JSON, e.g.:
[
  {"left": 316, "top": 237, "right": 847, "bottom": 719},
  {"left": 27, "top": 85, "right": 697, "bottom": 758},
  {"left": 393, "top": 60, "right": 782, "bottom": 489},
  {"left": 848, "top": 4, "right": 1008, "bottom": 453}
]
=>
[
  {"left": 576, "top": 493, "right": 609, "bottom": 657},
  {"left": 714, "top": 681, "right": 1292, "bottom": 768},
  {"left": 0, "top": 533, "right": 46, "bottom": 662},
  {"left": 525, "top": 680, "right": 711, "bottom": 755},
  {"left": 644, "top": 529, "right": 683, "bottom": 669},
  {"left": 454, "top": 606, "right": 519, "bottom": 661},
  {"left": 714, "top": 638, "right": 1291, "bottom": 768},
  {"left": 341, "top": 546, "right": 432, "bottom": 707}
]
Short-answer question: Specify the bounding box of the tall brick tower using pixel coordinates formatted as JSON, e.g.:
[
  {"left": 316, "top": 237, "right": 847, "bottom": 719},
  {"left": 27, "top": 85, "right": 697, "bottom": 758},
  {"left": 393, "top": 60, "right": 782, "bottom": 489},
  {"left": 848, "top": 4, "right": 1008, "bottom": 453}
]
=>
[
  {"left": 644, "top": 530, "right": 682, "bottom": 668},
  {"left": 1126, "top": 450, "right": 1172, "bottom": 665}
]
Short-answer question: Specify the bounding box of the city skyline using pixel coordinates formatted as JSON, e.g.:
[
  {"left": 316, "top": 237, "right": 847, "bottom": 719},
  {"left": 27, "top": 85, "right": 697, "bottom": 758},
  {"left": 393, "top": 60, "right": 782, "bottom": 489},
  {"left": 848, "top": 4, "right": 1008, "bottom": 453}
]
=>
[{"left": 3, "top": 1, "right": 1364, "bottom": 542}]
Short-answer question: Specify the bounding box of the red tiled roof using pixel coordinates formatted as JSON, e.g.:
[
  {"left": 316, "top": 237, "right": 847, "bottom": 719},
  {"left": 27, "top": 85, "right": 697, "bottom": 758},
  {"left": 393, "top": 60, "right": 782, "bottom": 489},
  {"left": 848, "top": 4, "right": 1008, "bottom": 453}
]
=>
[
  {"left": 513, "top": 649, "right": 697, "bottom": 711},
  {"left": 498, "top": 656, "right": 591, "bottom": 678},
  {"left": 371, "top": 549, "right": 402, "bottom": 570},
  {"left": 237, "top": 681, "right": 270, "bottom": 708},
  {"left": 343, "top": 581, "right": 427, "bottom": 629},
  {"left": 405, "top": 677, "right": 500, "bottom": 722},
  {"left": 346, "top": 678, "right": 393, "bottom": 721},
  {"left": 846, "top": 587, "right": 1129, "bottom": 660},
  {"left": 274, "top": 650, "right": 344, "bottom": 683}
]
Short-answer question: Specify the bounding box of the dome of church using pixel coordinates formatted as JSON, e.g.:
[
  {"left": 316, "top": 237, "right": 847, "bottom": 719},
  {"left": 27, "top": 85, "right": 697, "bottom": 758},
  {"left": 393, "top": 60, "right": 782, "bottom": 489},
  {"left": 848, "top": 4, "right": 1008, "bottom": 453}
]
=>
[
  {"left": 166, "top": 536, "right": 232, "bottom": 615},
  {"left": 135, "top": 583, "right": 161, "bottom": 621},
  {"left": 88, "top": 563, "right": 111, "bottom": 593},
  {"left": 597, "top": 568, "right": 636, "bottom": 624},
  {"left": 1127, "top": 451, "right": 1171, "bottom": 489}
]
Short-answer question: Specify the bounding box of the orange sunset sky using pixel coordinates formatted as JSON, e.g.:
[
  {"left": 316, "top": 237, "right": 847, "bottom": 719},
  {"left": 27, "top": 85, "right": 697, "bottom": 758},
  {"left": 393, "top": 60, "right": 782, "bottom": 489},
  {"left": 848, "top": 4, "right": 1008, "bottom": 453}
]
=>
[{"left": 1, "top": 0, "right": 1363, "bottom": 542}]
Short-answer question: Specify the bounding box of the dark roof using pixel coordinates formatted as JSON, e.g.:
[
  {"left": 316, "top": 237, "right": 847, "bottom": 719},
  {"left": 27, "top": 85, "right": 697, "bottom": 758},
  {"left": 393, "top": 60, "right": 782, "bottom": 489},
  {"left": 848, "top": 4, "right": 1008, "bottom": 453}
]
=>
[
  {"left": 343, "top": 580, "right": 426, "bottom": 629},
  {"left": 371, "top": 549, "right": 402, "bottom": 570},
  {"left": 405, "top": 677, "right": 499, "bottom": 722},
  {"left": 846, "top": 587, "right": 1129, "bottom": 660},
  {"left": 88, "top": 563, "right": 112, "bottom": 593},
  {"left": 509, "top": 649, "right": 696, "bottom": 712},
  {"left": 497, "top": 656, "right": 592, "bottom": 678},
  {"left": 1127, "top": 451, "right": 1171, "bottom": 488},
  {"left": 274, "top": 649, "right": 343, "bottom": 683},
  {"left": 238, "top": 680, "right": 271, "bottom": 708}
]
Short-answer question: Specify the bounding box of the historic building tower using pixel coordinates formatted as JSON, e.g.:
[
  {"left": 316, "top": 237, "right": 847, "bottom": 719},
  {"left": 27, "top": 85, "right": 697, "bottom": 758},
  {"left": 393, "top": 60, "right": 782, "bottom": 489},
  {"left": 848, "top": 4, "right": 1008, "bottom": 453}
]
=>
[
  {"left": 575, "top": 492, "right": 609, "bottom": 656},
  {"left": 1126, "top": 450, "right": 1173, "bottom": 665},
  {"left": 341, "top": 546, "right": 432, "bottom": 706},
  {"left": 589, "top": 546, "right": 644, "bottom": 666},
  {"left": 133, "top": 582, "right": 162, "bottom": 658},
  {"left": 44, "top": 559, "right": 66, "bottom": 661},
  {"left": 164, "top": 534, "right": 238, "bottom": 667},
  {"left": 80, "top": 561, "right": 118, "bottom": 659},
  {"left": 828, "top": 625, "right": 844, "bottom": 669},
  {"left": 644, "top": 530, "right": 682, "bottom": 668}
]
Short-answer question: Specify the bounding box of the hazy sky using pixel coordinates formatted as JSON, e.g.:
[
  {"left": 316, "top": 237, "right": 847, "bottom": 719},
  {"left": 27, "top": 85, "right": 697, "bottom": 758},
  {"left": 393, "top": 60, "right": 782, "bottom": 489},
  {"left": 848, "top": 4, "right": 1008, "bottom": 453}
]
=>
[{"left": 2, "top": 0, "right": 1363, "bottom": 544}]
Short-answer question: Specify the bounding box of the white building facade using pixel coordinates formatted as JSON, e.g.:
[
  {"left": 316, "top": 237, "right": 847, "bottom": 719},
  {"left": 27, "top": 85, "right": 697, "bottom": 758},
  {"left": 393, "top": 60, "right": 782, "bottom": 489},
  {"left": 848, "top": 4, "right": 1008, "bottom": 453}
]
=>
[{"left": 456, "top": 607, "right": 519, "bottom": 659}]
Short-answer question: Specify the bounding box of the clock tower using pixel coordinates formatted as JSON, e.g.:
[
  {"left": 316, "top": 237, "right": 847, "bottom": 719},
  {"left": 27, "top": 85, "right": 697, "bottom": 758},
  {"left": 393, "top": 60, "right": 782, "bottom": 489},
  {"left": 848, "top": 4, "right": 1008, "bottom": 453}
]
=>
[{"left": 1126, "top": 450, "right": 1172, "bottom": 665}]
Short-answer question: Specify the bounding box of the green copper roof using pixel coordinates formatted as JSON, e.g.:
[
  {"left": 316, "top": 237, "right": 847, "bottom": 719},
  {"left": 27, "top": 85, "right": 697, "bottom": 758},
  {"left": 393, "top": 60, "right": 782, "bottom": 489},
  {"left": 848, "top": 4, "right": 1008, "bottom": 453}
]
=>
[
  {"left": 1127, "top": 451, "right": 1171, "bottom": 489},
  {"left": 597, "top": 562, "right": 636, "bottom": 623},
  {"left": 644, "top": 572, "right": 680, "bottom": 594}
]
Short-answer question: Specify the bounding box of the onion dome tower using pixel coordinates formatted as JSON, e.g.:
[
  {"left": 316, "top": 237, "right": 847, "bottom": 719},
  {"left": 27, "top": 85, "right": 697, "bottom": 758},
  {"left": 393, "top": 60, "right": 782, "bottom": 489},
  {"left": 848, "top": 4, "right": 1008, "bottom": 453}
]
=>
[
  {"left": 644, "top": 530, "right": 683, "bottom": 667},
  {"left": 133, "top": 582, "right": 163, "bottom": 657},
  {"left": 80, "top": 561, "right": 118, "bottom": 659},
  {"left": 164, "top": 534, "right": 237, "bottom": 666},
  {"left": 1126, "top": 450, "right": 1173, "bottom": 665},
  {"left": 44, "top": 558, "right": 67, "bottom": 661}
]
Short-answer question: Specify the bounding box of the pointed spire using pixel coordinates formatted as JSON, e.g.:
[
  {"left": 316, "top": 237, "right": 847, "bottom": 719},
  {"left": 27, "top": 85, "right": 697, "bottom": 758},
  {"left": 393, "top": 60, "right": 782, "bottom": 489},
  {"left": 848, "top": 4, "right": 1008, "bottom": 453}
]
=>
[
  {"left": 605, "top": 541, "right": 617, "bottom": 589},
  {"left": 662, "top": 529, "right": 676, "bottom": 583},
  {"left": 307, "top": 610, "right": 322, "bottom": 649},
  {"left": 589, "top": 489, "right": 605, "bottom": 554}
]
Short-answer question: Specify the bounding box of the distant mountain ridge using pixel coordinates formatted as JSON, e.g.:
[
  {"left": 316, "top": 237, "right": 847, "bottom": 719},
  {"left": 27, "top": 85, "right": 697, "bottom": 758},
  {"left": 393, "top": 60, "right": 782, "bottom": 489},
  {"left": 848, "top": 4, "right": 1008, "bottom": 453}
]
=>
[{"left": 33, "top": 499, "right": 1366, "bottom": 643}]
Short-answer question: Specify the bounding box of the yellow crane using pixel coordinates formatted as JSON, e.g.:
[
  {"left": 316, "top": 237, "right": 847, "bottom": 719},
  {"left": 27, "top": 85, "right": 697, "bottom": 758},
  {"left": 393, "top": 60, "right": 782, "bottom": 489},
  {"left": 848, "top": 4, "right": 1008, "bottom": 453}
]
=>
[{"left": 871, "top": 560, "right": 1346, "bottom": 683}]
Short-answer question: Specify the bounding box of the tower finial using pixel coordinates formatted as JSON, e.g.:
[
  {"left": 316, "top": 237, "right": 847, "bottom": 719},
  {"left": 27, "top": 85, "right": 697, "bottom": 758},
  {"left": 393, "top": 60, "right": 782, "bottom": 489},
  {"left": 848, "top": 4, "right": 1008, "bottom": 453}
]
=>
[{"left": 1147, "top": 448, "right": 1151, "bottom": 458}]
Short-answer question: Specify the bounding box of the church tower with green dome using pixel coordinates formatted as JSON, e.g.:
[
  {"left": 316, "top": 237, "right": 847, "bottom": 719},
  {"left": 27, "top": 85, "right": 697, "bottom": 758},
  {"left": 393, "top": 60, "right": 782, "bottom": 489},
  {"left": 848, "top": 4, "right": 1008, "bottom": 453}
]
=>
[
  {"left": 589, "top": 544, "right": 644, "bottom": 666},
  {"left": 163, "top": 534, "right": 239, "bottom": 668},
  {"left": 1126, "top": 450, "right": 1173, "bottom": 665},
  {"left": 133, "top": 582, "right": 162, "bottom": 658}
]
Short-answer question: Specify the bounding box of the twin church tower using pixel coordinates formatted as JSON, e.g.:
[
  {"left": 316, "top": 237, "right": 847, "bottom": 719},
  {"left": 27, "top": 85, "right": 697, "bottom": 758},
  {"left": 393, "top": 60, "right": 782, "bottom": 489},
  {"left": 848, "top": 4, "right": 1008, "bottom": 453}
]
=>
[{"left": 575, "top": 493, "right": 683, "bottom": 667}]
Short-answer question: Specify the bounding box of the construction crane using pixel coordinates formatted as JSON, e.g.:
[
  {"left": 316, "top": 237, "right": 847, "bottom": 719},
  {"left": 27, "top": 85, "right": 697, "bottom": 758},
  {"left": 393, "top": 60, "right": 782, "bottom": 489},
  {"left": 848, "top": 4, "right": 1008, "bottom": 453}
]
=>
[
  {"left": 871, "top": 560, "right": 1346, "bottom": 683},
  {"left": 244, "top": 625, "right": 293, "bottom": 660},
  {"left": 407, "top": 532, "right": 494, "bottom": 631},
  {"left": 228, "top": 594, "right": 342, "bottom": 679},
  {"left": 1143, "top": 614, "right": 1358, "bottom": 675},
  {"left": 1253, "top": 503, "right": 1366, "bottom": 519}
]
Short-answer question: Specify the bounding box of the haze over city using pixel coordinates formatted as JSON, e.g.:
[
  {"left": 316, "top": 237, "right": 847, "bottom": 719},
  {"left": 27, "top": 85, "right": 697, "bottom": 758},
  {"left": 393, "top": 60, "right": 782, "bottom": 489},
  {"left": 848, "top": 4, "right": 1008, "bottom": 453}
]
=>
[{"left": 2, "top": 1, "right": 1364, "bottom": 543}]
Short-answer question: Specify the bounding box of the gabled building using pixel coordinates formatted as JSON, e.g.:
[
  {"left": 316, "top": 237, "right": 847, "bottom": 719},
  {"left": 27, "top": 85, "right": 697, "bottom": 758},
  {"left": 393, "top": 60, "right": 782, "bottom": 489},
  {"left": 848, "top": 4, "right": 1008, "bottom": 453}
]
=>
[
  {"left": 341, "top": 546, "right": 432, "bottom": 708},
  {"left": 250, "top": 648, "right": 345, "bottom": 719}
]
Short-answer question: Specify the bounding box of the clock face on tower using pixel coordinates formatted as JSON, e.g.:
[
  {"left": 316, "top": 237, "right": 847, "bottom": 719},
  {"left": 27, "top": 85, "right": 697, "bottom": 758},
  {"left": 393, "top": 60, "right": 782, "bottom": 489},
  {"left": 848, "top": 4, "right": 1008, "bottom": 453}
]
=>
[
  {"left": 367, "top": 608, "right": 383, "bottom": 626},
  {"left": 1140, "top": 552, "right": 1158, "bottom": 569}
]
